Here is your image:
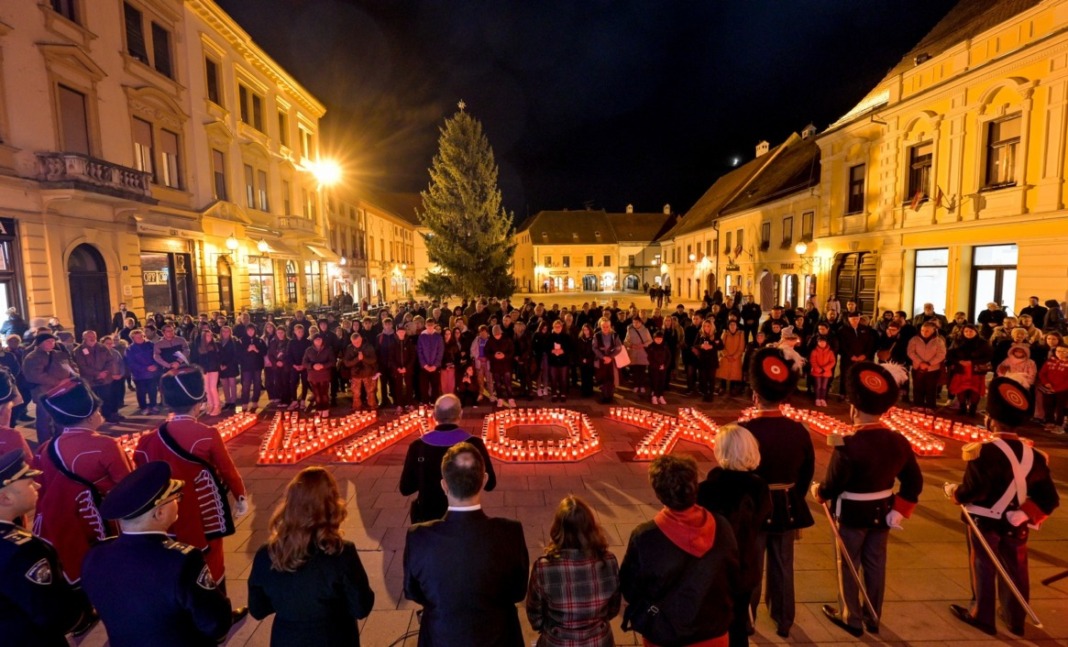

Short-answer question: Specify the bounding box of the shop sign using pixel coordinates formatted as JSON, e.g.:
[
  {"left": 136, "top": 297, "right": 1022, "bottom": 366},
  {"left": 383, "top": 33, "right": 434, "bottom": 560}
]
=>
[
  {"left": 725, "top": 263, "right": 740, "bottom": 271},
  {"left": 780, "top": 263, "right": 795, "bottom": 270},
  {"left": 143, "top": 270, "right": 169, "bottom": 285}
]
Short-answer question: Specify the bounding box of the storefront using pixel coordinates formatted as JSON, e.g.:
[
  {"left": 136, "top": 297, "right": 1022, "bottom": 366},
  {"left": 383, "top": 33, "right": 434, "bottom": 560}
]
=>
[{"left": 139, "top": 242, "right": 197, "bottom": 317}]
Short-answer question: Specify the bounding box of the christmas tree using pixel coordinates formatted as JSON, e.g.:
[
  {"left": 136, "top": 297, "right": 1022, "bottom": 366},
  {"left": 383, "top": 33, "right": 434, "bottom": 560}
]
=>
[{"left": 417, "top": 103, "right": 516, "bottom": 299}]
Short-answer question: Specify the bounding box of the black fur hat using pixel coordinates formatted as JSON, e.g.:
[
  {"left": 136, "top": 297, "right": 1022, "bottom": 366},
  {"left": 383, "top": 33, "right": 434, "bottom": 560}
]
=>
[
  {"left": 41, "top": 379, "right": 101, "bottom": 426},
  {"left": 985, "top": 377, "right": 1034, "bottom": 428},
  {"left": 160, "top": 366, "right": 206, "bottom": 408},
  {"left": 846, "top": 361, "right": 902, "bottom": 415},
  {"left": 748, "top": 347, "right": 798, "bottom": 403}
]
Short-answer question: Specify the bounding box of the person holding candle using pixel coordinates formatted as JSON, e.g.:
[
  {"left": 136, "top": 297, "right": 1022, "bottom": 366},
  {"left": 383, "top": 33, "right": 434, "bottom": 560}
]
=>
[
  {"left": 944, "top": 377, "right": 1060, "bottom": 637},
  {"left": 811, "top": 361, "right": 923, "bottom": 637},
  {"left": 248, "top": 467, "right": 375, "bottom": 647},
  {"left": 740, "top": 347, "right": 814, "bottom": 639},
  {"left": 526, "top": 495, "right": 621, "bottom": 647},
  {"left": 697, "top": 424, "right": 773, "bottom": 647}
]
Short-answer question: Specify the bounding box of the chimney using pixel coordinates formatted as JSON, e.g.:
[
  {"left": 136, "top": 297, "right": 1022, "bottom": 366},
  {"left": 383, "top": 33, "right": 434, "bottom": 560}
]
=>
[
  {"left": 662, "top": 204, "right": 671, "bottom": 215},
  {"left": 626, "top": 204, "right": 634, "bottom": 214},
  {"left": 755, "top": 140, "right": 770, "bottom": 157},
  {"left": 801, "top": 123, "right": 817, "bottom": 140}
]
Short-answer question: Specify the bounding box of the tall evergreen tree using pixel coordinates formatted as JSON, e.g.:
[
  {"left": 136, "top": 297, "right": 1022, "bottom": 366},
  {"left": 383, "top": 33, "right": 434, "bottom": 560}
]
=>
[{"left": 417, "top": 104, "right": 516, "bottom": 299}]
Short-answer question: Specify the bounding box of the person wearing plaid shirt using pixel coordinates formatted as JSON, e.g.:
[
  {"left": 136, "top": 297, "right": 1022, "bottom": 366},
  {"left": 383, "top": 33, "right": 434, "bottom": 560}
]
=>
[{"left": 527, "top": 496, "right": 621, "bottom": 647}]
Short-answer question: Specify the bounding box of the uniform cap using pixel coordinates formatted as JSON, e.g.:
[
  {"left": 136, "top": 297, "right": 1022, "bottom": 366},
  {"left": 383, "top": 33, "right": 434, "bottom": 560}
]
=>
[
  {"left": 41, "top": 379, "right": 100, "bottom": 426},
  {"left": 985, "top": 377, "right": 1033, "bottom": 428},
  {"left": 32, "top": 332, "right": 56, "bottom": 346},
  {"left": 100, "top": 461, "right": 184, "bottom": 521},
  {"left": 846, "top": 361, "right": 900, "bottom": 415},
  {"left": 748, "top": 347, "right": 798, "bottom": 403},
  {"left": 160, "top": 366, "right": 206, "bottom": 407},
  {"left": 0, "top": 368, "right": 16, "bottom": 404},
  {"left": 0, "top": 449, "right": 42, "bottom": 487}
]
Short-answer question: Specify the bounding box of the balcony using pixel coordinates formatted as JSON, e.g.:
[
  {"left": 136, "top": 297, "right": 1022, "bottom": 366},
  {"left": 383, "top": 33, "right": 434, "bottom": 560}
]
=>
[
  {"left": 276, "top": 215, "right": 317, "bottom": 235},
  {"left": 36, "top": 152, "right": 154, "bottom": 201}
]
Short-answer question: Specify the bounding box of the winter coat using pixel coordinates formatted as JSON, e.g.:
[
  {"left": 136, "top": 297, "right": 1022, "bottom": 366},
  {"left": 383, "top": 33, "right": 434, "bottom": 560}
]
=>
[
  {"left": 486, "top": 335, "right": 516, "bottom": 374},
  {"left": 217, "top": 339, "right": 239, "bottom": 379},
  {"left": 695, "top": 333, "right": 720, "bottom": 371},
  {"left": 239, "top": 337, "right": 268, "bottom": 372},
  {"left": 906, "top": 333, "right": 946, "bottom": 371},
  {"left": 545, "top": 332, "right": 572, "bottom": 368},
  {"left": 125, "top": 340, "right": 159, "bottom": 381},
  {"left": 646, "top": 341, "right": 671, "bottom": 374},
  {"left": 997, "top": 344, "right": 1037, "bottom": 389},
  {"left": 416, "top": 330, "right": 444, "bottom": 368},
  {"left": 624, "top": 325, "right": 652, "bottom": 366},
  {"left": 191, "top": 343, "right": 220, "bottom": 373},
  {"left": 1038, "top": 356, "right": 1068, "bottom": 393},
  {"left": 343, "top": 343, "right": 377, "bottom": 380},
  {"left": 267, "top": 337, "right": 290, "bottom": 369},
  {"left": 302, "top": 344, "right": 336, "bottom": 383},
  {"left": 73, "top": 343, "right": 113, "bottom": 387},
  {"left": 715, "top": 329, "right": 745, "bottom": 381},
  {"left": 809, "top": 345, "right": 838, "bottom": 378}
]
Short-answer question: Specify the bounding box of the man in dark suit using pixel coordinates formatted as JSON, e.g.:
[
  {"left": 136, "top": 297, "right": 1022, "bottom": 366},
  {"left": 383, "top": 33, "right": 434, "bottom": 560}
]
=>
[
  {"left": 111, "top": 303, "right": 138, "bottom": 334},
  {"left": 403, "top": 442, "right": 528, "bottom": 647}
]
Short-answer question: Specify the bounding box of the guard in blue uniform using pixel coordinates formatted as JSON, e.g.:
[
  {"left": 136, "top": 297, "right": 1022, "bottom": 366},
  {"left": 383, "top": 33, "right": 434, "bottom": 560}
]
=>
[
  {"left": 946, "top": 377, "right": 1060, "bottom": 637},
  {"left": 812, "top": 361, "right": 923, "bottom": 637},
  {"left": 81, "top": 461, "right": 235, "bottom": 647},
  {"left": 0, "top": 449, "right": 93, "bottom": 646},
  {"left": 741, "top": 347, "right": 815, "bottom": 638}
]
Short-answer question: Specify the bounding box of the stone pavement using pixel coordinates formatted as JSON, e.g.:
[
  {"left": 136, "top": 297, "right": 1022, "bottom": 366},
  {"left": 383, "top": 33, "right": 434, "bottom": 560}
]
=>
[{"left": 19, "top": 384, "right": 1066, "bottom": 647}]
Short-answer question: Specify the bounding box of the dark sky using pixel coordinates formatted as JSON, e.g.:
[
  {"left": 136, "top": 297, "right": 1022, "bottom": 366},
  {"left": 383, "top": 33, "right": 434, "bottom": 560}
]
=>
[{"left": 217, "top": 0, "right": 958, "bottom": 219}]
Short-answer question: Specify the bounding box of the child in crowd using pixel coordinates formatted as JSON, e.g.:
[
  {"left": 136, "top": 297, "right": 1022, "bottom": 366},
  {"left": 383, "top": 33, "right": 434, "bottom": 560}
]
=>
[
  {"left": 1037, "top": 344, "right": 1068, "bottom": 435},
  {"left": 997, "top": 342, "right": 1037, "bottom": 389},
  {"left": 809, "top": 335, "right": 837, "bottom": 407}
]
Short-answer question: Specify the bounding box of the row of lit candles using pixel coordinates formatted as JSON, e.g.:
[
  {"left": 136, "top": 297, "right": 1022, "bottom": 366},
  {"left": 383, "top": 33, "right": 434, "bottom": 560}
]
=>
[
  {"left": 608, "top": 407, "right": 687, "bottom": 460},
  {"left": 257, "top": 410, "right": 378, "bottom": 464},
  {"left": 333, "top": 408, "right": 432, "bottom": 463},
  {"left": 116, "top": 411, "right": 258, "bottom": 461},
  {"left": 480, "top": 408, "right": 601, "bottom": 462},
  {"left": 883, "top": 407, "right": 995, "bottom": 444},
  {"left": 676, "top": 408, "right": 719, "bottom": 448}
]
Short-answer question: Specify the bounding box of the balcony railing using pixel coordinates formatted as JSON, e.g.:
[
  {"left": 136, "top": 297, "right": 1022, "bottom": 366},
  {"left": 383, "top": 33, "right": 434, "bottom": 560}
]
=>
[
  {"left": 277, "top": 215, "right": 317, "bottom": 234},
  {"left": 36, "top": 152, "right": 153, "bottom": 200}
]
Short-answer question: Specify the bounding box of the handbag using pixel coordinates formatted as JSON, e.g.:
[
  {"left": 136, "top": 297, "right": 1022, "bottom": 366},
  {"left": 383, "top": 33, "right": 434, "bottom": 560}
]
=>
[{"left": 613, "top": 345, "right": 631, "bottom": 369}]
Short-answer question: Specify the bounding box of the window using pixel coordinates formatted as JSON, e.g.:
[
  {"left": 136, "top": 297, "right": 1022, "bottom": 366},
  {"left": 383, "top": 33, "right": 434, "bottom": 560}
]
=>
[
  {"left": 907, "top": 142, "right": 932, "bottom": 202},
  {"left": 586, "top": 255, "right": 593, "bottom": 268},
  {"left": 284, "top": 261, "right": 298, "bottom": 304},
  {"left": 50, "top": 0, "right": 78, "bottom": 23},
  {"left": 847, "top": 164, "right": 865, "bottom": 214},
  {"left": 759, "top": 222, "right": 771, "bottom": 251},
  {"left": 781, "top": 216, "right": 793, "bottom": 248},
  {"left": 369, "top": 236, "right": 375, "bottom": 260},
  {"left": 281, "top": 180, "right": 291, "bottom": 214},
  {"left": 985, "top": 115, "right": 1020, "bottom": 188},
  {"left": 248, "top": 256, "right": 274, "bottom": 309},
  {"left": 302, "top": 187, "right": 315, "bottom": 219},
  {"left": 58, "top": 85, "right": 90, "bottom": 155},
  {"left": 603, "top": 254, "right": 611, "bottom": 267},
  {"left": 544, "top": 256, "right": 552, "bottom": 267},
  {"left": 735, "top": 229, "right": 743, "bottom": 253},
  {"left": 205, "top": 58, "right": 221, "bottom": 105},
  {"left": 256, "top": 169, "right": 268, "bottom": 211},
  {"left": 123, "top": 3, "right": 147, "bottom": 63},
  {"left": 628, "top": 255, "right": 635, "bottom": 267},
  {"left": 299, "top": 127, "right": 313, "bottom": 159},
  {"left": 244, "top": 164, "right": 254, "bottom": 208},
  {"left": 278, "top": 111, "right": 289, "bottom": 147},
  {"left": 238, "top": 84, "right": 264, "bottom": 131},
  {"left": 304, "top": 261, "right": 322, "bottom": 305},
  {"left": 211, "top": 149, "right": 227, "bottom": 200},
  {"left": 705, "top": 240, "right": 711, "bottom": 257},
  {"left": 132, "top": 117, "right": 154, "bottom": 179},
  {"left": 562, "top": 256, "right": 570, "bottom": 268},
  {"left": 686, "top": 244, "right": 692, "bottom": 260},
  {"left": 801, "top": 211, "right": 814, "bottom": 242},
  {"left": 160, "top": 130, "right": 180, "bottom": 188},
  {"left": 150, "top": 23, "right": 172, "bottom": 78},
  {"left": 724, "top": 231, "right": 732, "bottom": 254},
  {"left": 913, "top": 248, "right": 949, "bottom": 318}
]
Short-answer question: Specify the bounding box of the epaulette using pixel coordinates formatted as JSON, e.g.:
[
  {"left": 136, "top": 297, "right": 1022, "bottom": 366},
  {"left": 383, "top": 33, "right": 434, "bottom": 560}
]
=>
[
  {"left": 827, "top": 433, "right": 846, "bottom": 448},
  {"left": 961, "top": 441, "right": 983, "bottom": 461},
  {"left": 161, "top": 538, "right": 196, "bottom": 555},
  {"left": 1, "top": 526, "right": 33, "bottom": 546}
]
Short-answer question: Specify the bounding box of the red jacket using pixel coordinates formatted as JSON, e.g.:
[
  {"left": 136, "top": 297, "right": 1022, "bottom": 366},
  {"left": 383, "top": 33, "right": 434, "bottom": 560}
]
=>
[
  {"left": 134, "top": 416, "right": 246, "bottom": 580},
  {"left": 809, "top": 345, "right": 837, "bottom": 378},
  {"left": 34, "top": 430, "right": 132, "bottom": 582},
  {"left": 1038, "top": 356, "right": 1068, "bottom": 393}
]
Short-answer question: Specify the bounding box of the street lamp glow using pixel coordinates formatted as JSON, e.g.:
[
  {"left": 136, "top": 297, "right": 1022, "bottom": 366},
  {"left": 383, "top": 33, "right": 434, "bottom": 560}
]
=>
[
  {"left": 225, "top": 234, "right": 239, "bottom": 251},
  {"left": 795, "top": 241, "right": 808, "bottom": 255},
  {"left": 339, "top": 255, "right": 347, "bottom": 266},
  {"left": 311, "top": 159, "right": 342, "bottom": 186},
  {"left": 257, "top": 239, "right": 270, "bottom": 253},
  {"left": 660, "top": 263, "right": 669, "bottom": 275},
  {"left": 688, "top": 253, "right": 696, "bottom": 262}
]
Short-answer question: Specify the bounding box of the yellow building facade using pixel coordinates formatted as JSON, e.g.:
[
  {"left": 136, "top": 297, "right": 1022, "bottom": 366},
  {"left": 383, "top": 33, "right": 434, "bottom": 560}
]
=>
[
  {"left": 0, "top": 0, "right": 331, "bottom": 334},
  {"left": 815, "top": 0, "right": 1068, "bottom": 318}
]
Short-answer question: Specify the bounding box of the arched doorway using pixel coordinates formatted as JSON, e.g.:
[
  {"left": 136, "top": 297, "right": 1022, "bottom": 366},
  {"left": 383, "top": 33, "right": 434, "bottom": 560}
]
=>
[
  {"left": 623, "top": 274, "right": 640, "bottom": 291},
  {"left": 833, "top": 252, "right": 877, "bottom": 316},
  {"left": 68, "top": 244, "right": 110, "bottom": 336},
  {"left": 780, "top": 273, "right": 799, "bottom": 310},
  {"left": 582, "top": 274, "right": 598, "bottom": 291},
  {"left": 217, "top": 257, "right": 234, "bottom": 314}
]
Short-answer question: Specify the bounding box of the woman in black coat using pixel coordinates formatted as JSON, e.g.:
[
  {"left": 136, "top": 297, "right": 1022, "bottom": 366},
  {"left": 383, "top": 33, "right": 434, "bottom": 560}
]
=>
[
  {"left": 238, "top": 323, "right": 268, "bottom": 412},
  {"left": 249, "top": 467, "right": 374, "bottom": 647},
  {"left": 286, "top": 324, "right": 313, "bottom": 409},
  {"left": 697, "top": 424, "right": 773, "bottom": 647}
]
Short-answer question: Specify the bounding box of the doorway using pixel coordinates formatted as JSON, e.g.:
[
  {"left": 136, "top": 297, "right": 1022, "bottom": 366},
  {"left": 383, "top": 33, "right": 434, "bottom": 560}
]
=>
[
  {"left": 582, "top": 274, "right": 598, "bottom": 292},
  {"left": 780, "top": 273, "right": 799, "bottom": 309},
  {"left": 833, "top": 252, "right": 877, "bottom": 316},
  {"left": 623, "top": 274, "right": 640, "bottom": 291},
  {"left": 971, "top": 244, "right": 1018, "bottom": 318},
  {"left": 68, "top": 244, "right": 110, "bottom": 336},
  {"left": 217, "top": 257, "right": 234, "bottom": 314}
]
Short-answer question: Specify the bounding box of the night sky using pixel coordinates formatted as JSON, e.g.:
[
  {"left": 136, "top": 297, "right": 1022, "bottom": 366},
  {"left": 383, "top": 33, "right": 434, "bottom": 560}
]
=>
[{"left": 217, "top": 0, "right": 958, "bottom": 220}]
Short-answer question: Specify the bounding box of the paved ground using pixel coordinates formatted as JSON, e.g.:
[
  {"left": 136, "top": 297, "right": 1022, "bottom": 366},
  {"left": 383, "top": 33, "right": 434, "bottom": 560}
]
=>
[{"left": 17, "top": 379, "right": 1068, "bottom": 647}]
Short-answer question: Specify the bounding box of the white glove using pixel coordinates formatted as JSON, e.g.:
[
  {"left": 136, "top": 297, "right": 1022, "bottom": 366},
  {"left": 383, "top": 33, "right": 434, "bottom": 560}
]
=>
[
  {"left": 1005, "top": 510, "right": 1029, "bottom": 527},
  {"left": 886, "top": 509, "right": 905, "bottom": 530},
  {"left": 943, "top": 482, "right": 959, "bottom": 500},
  {"left": 809, "top": 482, "right": 823, "bottom": 503},
  {"left": 234, "top": 496, "right": 249, "bottom": 517}
]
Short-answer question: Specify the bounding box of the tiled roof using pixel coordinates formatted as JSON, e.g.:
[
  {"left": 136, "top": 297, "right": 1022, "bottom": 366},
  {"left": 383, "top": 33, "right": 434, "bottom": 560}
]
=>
[
  {"left": 658, "top": 140, "right": 786, "bottom": 240},
  {"left": 721, "top": 137, "right": 820, "bottom": 214},
  {"left": 519, "top": 210, "right": 616, "bottom": 245},
  {"left": 607, "top": 212, "right": 677, "bottom": 243}
]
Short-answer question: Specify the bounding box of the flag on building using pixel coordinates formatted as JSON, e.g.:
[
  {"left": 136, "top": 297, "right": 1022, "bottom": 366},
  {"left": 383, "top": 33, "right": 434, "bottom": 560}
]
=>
[{"left": 909, "top": 189, "right": 925, "bottom": 211}]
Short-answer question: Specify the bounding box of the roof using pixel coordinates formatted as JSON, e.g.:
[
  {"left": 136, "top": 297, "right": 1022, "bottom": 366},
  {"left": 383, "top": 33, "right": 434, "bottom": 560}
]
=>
[
  {"left": 721, "top": 137, "right": 821, "bottom": 214},
  {"left": 830, "top": 0, "right": 1041, "bottom": 131},
  {"left": 517, "top": 209, "right": 674, "bottom": 245},
  {"left": 658, "top": 140, "right": 786, "bottom": 240},
  {"left": 358, "top": 189, "right": 423, "bottom": 227}
]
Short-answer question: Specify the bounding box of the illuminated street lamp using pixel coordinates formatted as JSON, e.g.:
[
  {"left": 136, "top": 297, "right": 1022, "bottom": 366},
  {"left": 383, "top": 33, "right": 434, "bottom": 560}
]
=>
[
  {"left": 225, "top": 234, "right": 239, "bottom": 251},
  {"left": 688, "top": 253, "right": 696, "bottom": 262},
  {"left": 794, "top": 241, "right": 808, "bottom": 255},
  {"left": 660, "top": 263, "right": 669, "bottom": 275},
  {"left": 257, "top": 239, "right": 270, "bottom": 254},
  {"left": 310, "top": 159, "right": 342, "bottom": 187},
  {"left": 339, "top": 255, "right": 347, "bottom": 266}
]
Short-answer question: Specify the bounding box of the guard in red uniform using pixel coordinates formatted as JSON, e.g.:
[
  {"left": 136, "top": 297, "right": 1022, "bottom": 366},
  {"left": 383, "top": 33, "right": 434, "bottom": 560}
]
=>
[
  {"left": 812, "top": 361, "right": 923, "bottom": 637},
  {"left": 134, "top": 367, "right": 248, "bottom": 606},
  {"left": 741, "top": 347, "right": 815, "bottom": 638},
  {"left": 34, "top": 379, "right": 131, "bottom": 585},
  {"left": 0, "top": 370, "right": 32, "bottom": 460},
  {"left": 945, "top": 377, "right": 1060, "bottom": 637}
]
